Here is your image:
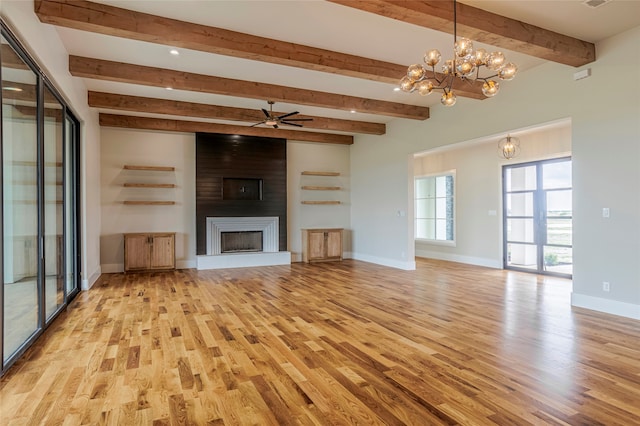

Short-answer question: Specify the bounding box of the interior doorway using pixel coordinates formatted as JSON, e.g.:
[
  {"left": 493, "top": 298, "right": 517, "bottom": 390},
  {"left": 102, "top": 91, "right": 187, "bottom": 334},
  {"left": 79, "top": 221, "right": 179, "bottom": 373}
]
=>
[{"left": 503, "top": 157, "right": 572, "bottom": 277}]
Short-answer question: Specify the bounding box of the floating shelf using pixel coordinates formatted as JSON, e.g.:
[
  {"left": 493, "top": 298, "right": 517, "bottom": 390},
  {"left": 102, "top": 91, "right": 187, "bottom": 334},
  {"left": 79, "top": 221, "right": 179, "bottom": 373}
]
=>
[
  {"left": 123, "top": 165, "right": 175, "bottom": 171},
  {"left": 301, "top": 171, "right": 340, "bottom": 176},
  {"left": 301, "top": 201, "right": 341, "bottom": 205},
  {"left": 301, "top": 185, "right": 341, "bottom": 191},
  {"left": 123, "top": 201, "right": 176, "bottom": 205},
  {"left": 123, "top": 183, "right": 176, "bottom": 188}
]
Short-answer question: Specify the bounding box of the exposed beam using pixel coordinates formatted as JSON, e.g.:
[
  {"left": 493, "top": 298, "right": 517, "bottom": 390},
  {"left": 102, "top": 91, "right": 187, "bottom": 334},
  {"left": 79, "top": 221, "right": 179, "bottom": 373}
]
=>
[
  {"left": 71, "top": 56, "right": 429, "bottom": 120},
  {"left": 88, "top": 92, "right": 386, "bottom": 135},
  {"left": 99, "top": 114, "right": 354, "bottom": 145},
  {"left": 34, "top": 0, "right": 484, "bottom": 100},
  {"left": 328, "top": 0, "right": 595, "bottom": 67}
]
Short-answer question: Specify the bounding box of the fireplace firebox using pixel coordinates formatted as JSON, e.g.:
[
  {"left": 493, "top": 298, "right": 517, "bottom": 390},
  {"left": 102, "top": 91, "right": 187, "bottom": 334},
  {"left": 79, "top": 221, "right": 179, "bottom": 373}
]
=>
[{"left": 221, "top": 231, "right": 263, "bottom": 253}]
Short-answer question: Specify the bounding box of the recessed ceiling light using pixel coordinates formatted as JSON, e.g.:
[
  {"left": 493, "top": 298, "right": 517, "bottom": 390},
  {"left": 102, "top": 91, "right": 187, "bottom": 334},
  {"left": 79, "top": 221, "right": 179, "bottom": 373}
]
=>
[
  {"left": 3, "top": 86, "right": 23, "bottom": 92},
  {"left": 169, "top": 48, "right": 180, "bottom": 56},
  {"left": 393, "top": 87, "right": 401, "bottom": 92},
  {"left": 165, "top": 87, "right": 173, "bottom": 91},
  {"left": 350, "top": 110, "right": 356, "bottom": 113}
]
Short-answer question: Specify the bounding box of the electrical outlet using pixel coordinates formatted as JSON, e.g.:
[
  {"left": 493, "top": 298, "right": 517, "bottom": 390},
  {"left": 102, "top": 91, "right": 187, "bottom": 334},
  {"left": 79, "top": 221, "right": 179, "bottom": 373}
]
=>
[{"left": 602, "top": 281, "right": 610, "bottom": 292}]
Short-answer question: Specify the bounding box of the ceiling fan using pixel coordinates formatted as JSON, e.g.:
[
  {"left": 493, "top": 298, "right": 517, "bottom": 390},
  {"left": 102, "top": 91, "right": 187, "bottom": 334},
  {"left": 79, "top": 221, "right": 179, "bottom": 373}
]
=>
[{"left": 251, "top": 101, "right": 313, "bottom": 129}]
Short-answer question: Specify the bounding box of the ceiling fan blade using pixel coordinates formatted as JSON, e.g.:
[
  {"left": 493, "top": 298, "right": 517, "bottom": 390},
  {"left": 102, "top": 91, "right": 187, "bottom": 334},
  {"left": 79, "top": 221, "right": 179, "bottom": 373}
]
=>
[
  {"left": 277, "top": 111, "right": 299, "bottom": 120},
  {"left": 261, "top": 108, "right": 270, "bottom": 118},
  {"left": 282, "top": 118, "right": 313, "bottom": 122},
  {"left": 281, "top": 121, "right": 303, "bottom": 127},
  {"left": 250, "top": 121, "right": 266, "bottom": 127}
]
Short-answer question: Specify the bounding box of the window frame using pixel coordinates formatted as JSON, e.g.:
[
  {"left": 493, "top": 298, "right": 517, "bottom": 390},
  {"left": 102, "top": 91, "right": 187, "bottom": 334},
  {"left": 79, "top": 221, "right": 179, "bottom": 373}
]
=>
[{"left": 414, "top": 170, "right": 456, "bottom": 247}]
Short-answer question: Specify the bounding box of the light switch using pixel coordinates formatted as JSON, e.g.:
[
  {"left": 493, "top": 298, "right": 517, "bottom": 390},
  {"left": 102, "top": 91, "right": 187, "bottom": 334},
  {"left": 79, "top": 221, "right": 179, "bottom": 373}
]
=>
[{"left": 602, "top": 207, "right": 610, "bottom": 218}]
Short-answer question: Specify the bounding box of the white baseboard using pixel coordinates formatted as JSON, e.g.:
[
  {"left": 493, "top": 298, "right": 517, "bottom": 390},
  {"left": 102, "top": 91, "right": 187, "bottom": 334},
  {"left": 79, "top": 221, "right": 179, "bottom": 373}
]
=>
[
  {"left": 351, "top": 252, "right": 416, "bottom": 270},
  {"left": 415, "top": 249, "right": 501, "bottom": 269},
  {"left": 82, "top": 265, "right": 102, "bottom": 290},
  {"left": 177, "top": 260, "right": 196, "bottom": 269},
  {"left": 571, "top": 293, "right": 640, "bottom": 320}
]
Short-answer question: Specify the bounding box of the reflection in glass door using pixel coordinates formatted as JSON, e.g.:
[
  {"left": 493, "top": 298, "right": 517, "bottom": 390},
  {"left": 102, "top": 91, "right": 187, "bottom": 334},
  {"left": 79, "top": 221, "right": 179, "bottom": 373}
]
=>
[
  {"left": 503, "top": 158, "right": 572, "bottom": 277},
  {"left": 44, "top": 85, "right": 65, "bottom": 320},
  {"left": 2, "top": 35, "right": 41, "bottom": 362}
]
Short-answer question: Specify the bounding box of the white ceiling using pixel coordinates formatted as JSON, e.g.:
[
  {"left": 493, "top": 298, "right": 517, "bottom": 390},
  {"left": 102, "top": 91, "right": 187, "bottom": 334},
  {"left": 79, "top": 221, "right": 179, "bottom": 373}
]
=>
[{"left": 47, "top": 0, "right": 640, "bottom": 132}]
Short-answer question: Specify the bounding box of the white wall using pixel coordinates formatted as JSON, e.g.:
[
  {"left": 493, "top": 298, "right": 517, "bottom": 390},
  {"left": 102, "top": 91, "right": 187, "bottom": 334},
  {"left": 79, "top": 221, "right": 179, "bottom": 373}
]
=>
[
  {"left": 414, "top": 121, "right": 571, "bottom": 268},
  {"left": 100, "top": 128, "right": 196, "bottom": 272},
  {"left": 2, "top": 1, "right": 102, "bottom": 290},
  {"left": 99, "top": 131, "right": 351, "bottom": 269},
  {"left": 351, "top": 26, "right": 640, "bottom": 319},
  {"left": 287, "top": 142, "right": 351, "bottom": 261}
]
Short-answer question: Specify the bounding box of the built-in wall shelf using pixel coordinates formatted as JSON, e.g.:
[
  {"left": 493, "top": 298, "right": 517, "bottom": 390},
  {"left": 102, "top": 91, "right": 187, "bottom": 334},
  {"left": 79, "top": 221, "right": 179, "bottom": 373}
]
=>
[
  {"left": 123, "top": 164, "right": 176, "bottom": 205},
  {"left": 123, "top": 183, "right": 176, "bottom": 188},
  {"left": 301, "top": 171, "right": 340, "bottom": 176},
  {"left": 123, "top": 201, "right": 176, "bottom": 205},
  {"left": 301, "top": 200, "right": 341, "bottom": 205},
  {"left": 123, "top": 165, "right": 175, "bottom": 172},
  {"left": 300, "top": 171, "right": 342, "bottom": 205}
]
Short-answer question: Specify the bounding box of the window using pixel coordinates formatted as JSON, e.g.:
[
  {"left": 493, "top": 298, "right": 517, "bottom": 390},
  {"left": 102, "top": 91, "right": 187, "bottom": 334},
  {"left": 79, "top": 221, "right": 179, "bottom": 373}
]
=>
[{"left": 415, "top": 173, "right": 454, "bottom": 242}]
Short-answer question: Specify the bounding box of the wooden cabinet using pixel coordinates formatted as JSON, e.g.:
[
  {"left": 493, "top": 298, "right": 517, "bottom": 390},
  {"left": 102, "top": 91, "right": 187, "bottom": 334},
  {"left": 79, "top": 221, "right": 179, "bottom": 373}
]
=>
[
  {"left": 124, "top": 232, "right": 175, "bottom": 272},
  {"left": 302, "top": 228, "right": 343, "bottom": 263}
]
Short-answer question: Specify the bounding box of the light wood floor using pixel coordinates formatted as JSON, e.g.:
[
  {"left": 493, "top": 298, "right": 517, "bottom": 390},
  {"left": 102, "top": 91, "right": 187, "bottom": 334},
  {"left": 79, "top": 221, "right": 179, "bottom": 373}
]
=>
[{"left": 1, "top": 259, "right": 640, "bottom": 425}]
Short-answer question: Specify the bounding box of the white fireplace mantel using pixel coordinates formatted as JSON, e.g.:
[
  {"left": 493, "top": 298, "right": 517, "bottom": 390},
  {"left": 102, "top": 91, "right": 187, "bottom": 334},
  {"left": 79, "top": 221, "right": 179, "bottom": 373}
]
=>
[{"left": 206, "top": 216, "right": 279, "bottom": 255}]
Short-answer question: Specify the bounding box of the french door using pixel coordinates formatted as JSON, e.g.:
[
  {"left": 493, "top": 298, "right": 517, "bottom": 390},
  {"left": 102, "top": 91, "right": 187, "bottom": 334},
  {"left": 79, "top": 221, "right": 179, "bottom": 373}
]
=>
[{"left": 503, "top": 157, "right": 572, "bottom": 277}]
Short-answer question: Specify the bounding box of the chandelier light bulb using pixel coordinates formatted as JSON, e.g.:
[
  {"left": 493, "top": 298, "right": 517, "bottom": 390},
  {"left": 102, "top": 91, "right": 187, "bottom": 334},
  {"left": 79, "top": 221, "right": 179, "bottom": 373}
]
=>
[
  {"left": 487, "top": 51, "right": 506, "bottom": 71},
  {"left": 454, "top": 38, "right": 474, "bottom": 58},
  {"left": 482, "top": 80, "right": 500, "bottom": 97},
  {"left": 456, "top": 58, "right": 476, "bottom": 77},
  {"left": 441, "top": 91, "right": 457, "bottom": 107},
  {"left": 498, "top": 62, "right": 518, "bottom": 81},
  {"left": 407, "top": 64, "right": 426, "bottom": 81},
  {"left": 399, "top": 76, "right": 416, "bottom": 92},
  {"left": 442, "top": 59, "right": 454, "bottom": 75},
  {"left": 416, "top": 80, "right": 434, "bottom": 96},
  {"left": 473, "top": 48, "right": 488, "bottom": 66},
  {"left": 424, "top": 49, "right": 441, "bottom": 67}
]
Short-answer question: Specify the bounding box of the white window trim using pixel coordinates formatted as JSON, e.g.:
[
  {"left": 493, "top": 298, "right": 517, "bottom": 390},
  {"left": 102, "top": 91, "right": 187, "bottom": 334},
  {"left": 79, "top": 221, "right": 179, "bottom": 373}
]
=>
[{"left": 414, "top": 170, "right": 456, "bottom": 245}]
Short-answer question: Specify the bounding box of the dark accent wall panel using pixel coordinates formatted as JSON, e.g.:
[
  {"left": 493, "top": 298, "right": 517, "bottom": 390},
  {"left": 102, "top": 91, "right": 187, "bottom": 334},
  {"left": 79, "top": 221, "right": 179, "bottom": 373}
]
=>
[{"left": 196, "top": 133, "right": 287, "bottom": 255}]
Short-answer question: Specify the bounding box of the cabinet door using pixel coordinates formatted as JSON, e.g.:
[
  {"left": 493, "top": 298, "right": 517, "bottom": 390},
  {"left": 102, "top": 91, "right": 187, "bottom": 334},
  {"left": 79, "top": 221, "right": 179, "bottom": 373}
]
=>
[
  {"left": 326, "top": 230, "right": 342, "bottom": 259},
  {"left": 125, "top": 235, "right": 150, "bottom": 271},
  {"left": 150, "top": 234, "right": 175, "bottom": 269},
  {"left": 307, "top": 231, "right": 326, "bottom": 261}
]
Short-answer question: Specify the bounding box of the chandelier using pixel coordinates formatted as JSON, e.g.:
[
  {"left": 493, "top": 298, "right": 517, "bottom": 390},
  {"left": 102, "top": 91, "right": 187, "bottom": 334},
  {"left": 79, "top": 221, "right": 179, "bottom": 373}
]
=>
[
  {"left": 498, "top": 135, "right": 520, "bottom": 159},
  {"left": 399, "top": 0, "right": 518, "bottom": 106}
]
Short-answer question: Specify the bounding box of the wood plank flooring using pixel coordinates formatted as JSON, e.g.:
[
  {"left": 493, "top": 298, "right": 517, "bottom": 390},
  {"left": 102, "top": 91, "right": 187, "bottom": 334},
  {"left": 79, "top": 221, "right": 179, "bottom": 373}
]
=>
[{"left": 2, "top": 258, "right": 640, "bottom": 425}]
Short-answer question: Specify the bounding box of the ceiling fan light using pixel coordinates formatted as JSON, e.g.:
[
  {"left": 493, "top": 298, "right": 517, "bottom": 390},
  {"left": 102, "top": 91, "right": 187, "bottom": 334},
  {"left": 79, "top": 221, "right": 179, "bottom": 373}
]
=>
[{"left": 265, "top": 119, "right": 278, "bottom": 126}]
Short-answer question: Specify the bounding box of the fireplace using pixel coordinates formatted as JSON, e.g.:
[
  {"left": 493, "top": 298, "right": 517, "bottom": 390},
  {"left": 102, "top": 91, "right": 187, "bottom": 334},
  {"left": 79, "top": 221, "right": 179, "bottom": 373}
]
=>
[
  {"left": 221, "top": 231, "right": 263, "bottom": 253},
  {"left": 198, "top": 216, "right": 289, "bottom": 269}
]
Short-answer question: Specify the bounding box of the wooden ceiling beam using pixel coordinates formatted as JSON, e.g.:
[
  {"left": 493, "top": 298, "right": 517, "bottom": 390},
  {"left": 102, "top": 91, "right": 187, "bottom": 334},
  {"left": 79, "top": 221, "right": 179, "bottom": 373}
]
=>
[
  {"left": 71, "top": 56, "right": 429, "bottom": 120},
  {"left": 328, "top": 0, "right": 595, "bottom": 67},
  {"left": 34, "top": 0, "right": 484, "bottom": 99},
  {"left": 88, "top": 92, "right": 386, "bottom": 135},
  {"left": 99, "top": 114, "right": 354, "bottom": 145}
]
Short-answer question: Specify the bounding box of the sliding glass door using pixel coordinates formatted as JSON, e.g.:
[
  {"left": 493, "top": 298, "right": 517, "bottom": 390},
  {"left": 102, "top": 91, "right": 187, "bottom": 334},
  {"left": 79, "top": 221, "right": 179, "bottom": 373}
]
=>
[
  {"left": 503, "top": 158, "right": 572, "bottom": 277},
  {"left": 1, "top": 33, "right": 40, "bottom": 360},
  {"left": 1, "top": 22, "right": 81, "bottom": 373}
]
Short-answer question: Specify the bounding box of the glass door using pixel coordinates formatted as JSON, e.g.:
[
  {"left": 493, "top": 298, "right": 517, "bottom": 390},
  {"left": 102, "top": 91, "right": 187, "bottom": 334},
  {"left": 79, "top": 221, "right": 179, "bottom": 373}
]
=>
[
  {"left": 503, "top": 158, "right": 572, "bottom": 277},
  {"left": 2, "top": 34, "right": 41, "bottom": 363},
  {"left": 2, "top": 23, "right": 82, "bottom": 373}
]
